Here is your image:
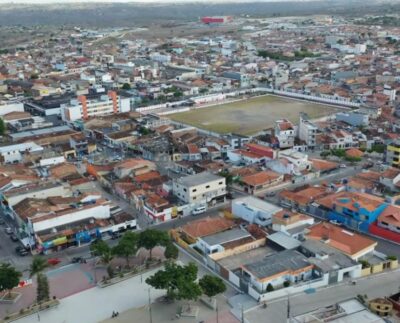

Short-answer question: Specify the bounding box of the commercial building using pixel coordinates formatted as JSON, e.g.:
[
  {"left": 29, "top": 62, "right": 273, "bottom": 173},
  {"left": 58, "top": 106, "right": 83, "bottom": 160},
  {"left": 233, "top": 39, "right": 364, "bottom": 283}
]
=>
[
  {"left": 61, "top": 91, "right": 130, "bottom": 122},
  {"left": 172, "top": 172, "right": 226, "bottom": 205}
]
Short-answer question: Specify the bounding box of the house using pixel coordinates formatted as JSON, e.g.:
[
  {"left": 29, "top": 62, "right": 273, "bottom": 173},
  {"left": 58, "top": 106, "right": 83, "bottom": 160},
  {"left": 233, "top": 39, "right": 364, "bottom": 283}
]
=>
[
  {"left": 232, "top": 196, "right": 282, "bottom": 226},
  {"left": 179, "top": 216, "right": 235, "bottom": 243},
  {"left": 240, "top": 249, "right": 314, "bottom": 293},
  {"left": 272, "top": 210, "right": 314, "bottom": 239},
  {"left": 369, "top": 204, "right": 400, "bottom": 243},
  {"left": 279, "top": 186, "right": 328, "bottom": 212},
  {"left": 305, "top": 222, "right": 377, "bottom": 260},
  {"left": 241, "top": 170, "right": 284, "bottom": 195},
  {"left": 0, "top": 142, "right": 43, "bottom": 164},
  {"left": 315, "top": 191, "right": 387, "bottom": 232},
  {"left": 385, "top": 140, "right": 400, "bottom": 168},
  {"left": 275, "top": 119, "right": 296, "bottom": 148},
  {"left": 172, "top": 172, "right": 226, "bottom": 205},
  {"left": 114, "top": 159, "right": 157, "bottom": 179},
  {"left": 379, "top": 167, "right": 400, "bottom": 192},
  {"left": 299, "top": 113, "right": 318, "bottom": 148},
  {"left": 310, "top": 158, "right": 338, "bottom": 174},
  {"left": 196, "top": 228, "right": 253, "bottom": 255}
]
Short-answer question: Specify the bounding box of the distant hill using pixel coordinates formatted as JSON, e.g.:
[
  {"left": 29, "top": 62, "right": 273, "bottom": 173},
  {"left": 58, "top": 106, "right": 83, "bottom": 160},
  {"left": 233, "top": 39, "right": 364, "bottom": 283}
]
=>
[{"left": 0, "top": 0, "right": 398, "bottom": 27}]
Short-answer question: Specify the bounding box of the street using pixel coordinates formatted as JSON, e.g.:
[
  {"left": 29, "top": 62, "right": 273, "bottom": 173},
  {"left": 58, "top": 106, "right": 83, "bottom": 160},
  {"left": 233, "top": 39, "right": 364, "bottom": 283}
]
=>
[{"left": 245, "top": 269, "right": 400, "bottom": 323}]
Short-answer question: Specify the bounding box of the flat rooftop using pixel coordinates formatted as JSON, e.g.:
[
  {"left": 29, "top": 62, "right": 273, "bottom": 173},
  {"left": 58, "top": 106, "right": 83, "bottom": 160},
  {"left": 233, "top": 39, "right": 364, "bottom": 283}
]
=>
[
  {"left": 9, "top": 125, "right": 72, "bottom": 140},
  {"left": 243, "top": 249, "right": 311, "bottom": 280},
  {"left": 233, "top": 196, "right": 282, "bottom": 214},
  {"left": 218, "top": 245, "right": 276, "bottom": 271},
  {"left": 176, "top": 172, "right": 223, "bottom": 187},
  {"left": 202, "top": 228, "right": 251, "bottom": 246}
]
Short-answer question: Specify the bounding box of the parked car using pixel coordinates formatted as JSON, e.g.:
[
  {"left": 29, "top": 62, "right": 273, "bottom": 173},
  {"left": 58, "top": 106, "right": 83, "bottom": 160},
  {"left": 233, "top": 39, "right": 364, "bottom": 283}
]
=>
[
  {"left": 71, "top": 257, "right": 86, "bottom": 264},
  {"left": 4, "top": 227, "right": 12, "bottom": 235},
  {"left": 47, "top": 258, "right": 61, "bottom": 266},
  {"left": 16, "top": 246, "right": 28, "bottom": 256},
  {"left": 339, "top": 164, "right": 347, "bottom": 168},
  {"left": 192, "top": 205, "right": 207, "bottom": 215},
  {"left": 10, "top": 234, "right": 18, "bottom": 242}
]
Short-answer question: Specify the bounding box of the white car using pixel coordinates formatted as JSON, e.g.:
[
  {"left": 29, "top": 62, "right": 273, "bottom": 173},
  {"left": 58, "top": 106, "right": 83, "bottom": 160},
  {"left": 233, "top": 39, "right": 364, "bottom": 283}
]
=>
[
  {"left": 192, "top": 206, "right": 206, "bottom": 215},
  {"left": 5, "top": 227, "right": 12, "bottom": 234},
  {"left": 339, "top": 164, "right": 347, "bottom": 168}
]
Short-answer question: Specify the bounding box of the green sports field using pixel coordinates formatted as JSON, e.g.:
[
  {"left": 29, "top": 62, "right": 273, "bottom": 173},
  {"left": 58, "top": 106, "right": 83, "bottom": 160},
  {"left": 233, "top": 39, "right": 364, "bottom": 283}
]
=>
[{"left": 168, "top": 95, "right": 341, "bottom": 135}]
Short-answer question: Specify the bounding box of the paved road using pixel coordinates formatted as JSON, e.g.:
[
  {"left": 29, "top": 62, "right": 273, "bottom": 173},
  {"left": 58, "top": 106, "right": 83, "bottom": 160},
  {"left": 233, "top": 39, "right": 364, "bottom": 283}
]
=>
[{"left": 245, "top": 269, "right": 400, "bottom": 323}]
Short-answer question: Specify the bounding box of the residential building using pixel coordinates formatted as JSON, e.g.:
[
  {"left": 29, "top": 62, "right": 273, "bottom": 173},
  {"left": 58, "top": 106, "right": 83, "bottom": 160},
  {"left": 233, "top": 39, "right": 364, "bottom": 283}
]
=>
[
  {"left": 241, "top": 170, "right": 284, "bottom": 195},
  {"left": 385, "top": 140, "right": 400, "bottom": 168},
  {"left": 275, "top": 119, "right": 296, "bottom": 148},
  {"left": 299, "top": 113, "right": 318, "bottom": 148},
  {"left": 232, "top": 196, "right": 282, "bottom": 226},
  {"left": 0, "top": 142, "right": 43, "bottom": 164},
  {"left": 61, "top": 91, "right": 130, "bottom": 122},
  {"left": 172, "top": 172, "right": 226, "bottom": 205}
]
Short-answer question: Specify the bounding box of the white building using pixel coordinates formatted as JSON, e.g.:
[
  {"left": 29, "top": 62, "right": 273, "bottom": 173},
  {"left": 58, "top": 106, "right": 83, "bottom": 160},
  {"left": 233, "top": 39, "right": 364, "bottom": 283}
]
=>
[
  {"left": 298, "top": 113, "right": 318, "bottom": 148},
  {"left": 0, "top": 101, "right": 24, "bottom": 116},
  {"left": 275, "top": 119, "right": 296, "bottom": 148},
  {"left": 0, "top": 142, "right": 43, "bottom": 164},
  {"left": 232, "top": 196, "right": 282, "bottom": 226},
  {"left": 172, "top": 172, "right": 226, "bottom": 205},
  {"left": 61, "top": 91, "right": 130, "bottom": 122}
]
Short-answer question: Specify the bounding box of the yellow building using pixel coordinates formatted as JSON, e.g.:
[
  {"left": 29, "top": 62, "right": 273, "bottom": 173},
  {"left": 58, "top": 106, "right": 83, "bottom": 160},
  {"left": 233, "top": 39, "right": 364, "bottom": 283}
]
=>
[
  {"left": 368, "top": 298, "right": 393, "bottom": 317},
  {"left": 386, "top": 141, "right": 400, "bottom": 168}
]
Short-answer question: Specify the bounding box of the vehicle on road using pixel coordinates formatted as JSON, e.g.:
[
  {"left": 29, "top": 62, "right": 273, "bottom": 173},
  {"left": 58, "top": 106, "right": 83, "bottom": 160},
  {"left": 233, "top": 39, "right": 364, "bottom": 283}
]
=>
[
  {"left": 265, "top": 192, "right": 276, "bottom": 197},
  {"left": 10, "top": 234, "right": 18, "bottom": 242},
  {"left": 5, "top": 227, "right": 12, "bottom": 234},
  {"left": 16, "top": 246, "right": 28, "bottom": 256},
  {"left": 192, "top": 205, "right": 207, "bottom": 215},
  {"left": 71, "top": 257, "right": 86, "bottom": 264},
  {"left": 339, "top": 164, "right": 347, "bottom": 168},
  {"left": 47, "top": 258, "right": 61, "bottom": 266}
]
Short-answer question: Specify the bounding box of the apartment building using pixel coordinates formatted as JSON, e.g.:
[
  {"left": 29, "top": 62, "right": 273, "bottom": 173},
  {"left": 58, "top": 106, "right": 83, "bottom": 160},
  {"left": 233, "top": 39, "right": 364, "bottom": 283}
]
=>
[
  {"left": 275, "top": 119, "right": 296, "bottom": 148},
  {"left": 61, "top": 91, "right": 130, "bottom": 122},
  {"left": 172, "top": 172, "right": 226, "bottom": 205},
  {"left": 299, "top": 113, "right": 318, "bottom": 148},
  {"left": 385, "top": 140, "right": 400, "bottom": 168}
]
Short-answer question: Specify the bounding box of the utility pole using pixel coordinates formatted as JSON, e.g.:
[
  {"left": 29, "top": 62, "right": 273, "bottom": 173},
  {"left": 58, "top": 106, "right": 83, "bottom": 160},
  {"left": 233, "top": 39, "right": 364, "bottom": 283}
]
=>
[
  {"left": 241, "top": 303, "right": 244, "bottom": 323},
  {"left": 148, "top": 288, "right": 153, "bottom": 323},
  {"left": 216, "top": 300, "right": 219, "bottom": 323}
]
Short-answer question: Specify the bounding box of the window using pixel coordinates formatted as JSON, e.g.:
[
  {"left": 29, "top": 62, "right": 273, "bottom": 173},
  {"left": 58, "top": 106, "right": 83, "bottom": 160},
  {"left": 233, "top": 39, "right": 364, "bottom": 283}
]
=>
[
  {"left": 192, "top": 189, "right": 197, "bottom": 193},
  {"left": 219, "top": 181, "right": 223, "bottom": 185},
  {"left": 381, "top": 221, "right": 388, "bottom": 226},
  {"left": 193, "top": 197, "right": 196, "bottom": 200},
  {"left": 205, "top": 185, "right": 210, "bottom": 189},
  {"left": 183, "top": 188, "right": 187, "bottom": 192}
]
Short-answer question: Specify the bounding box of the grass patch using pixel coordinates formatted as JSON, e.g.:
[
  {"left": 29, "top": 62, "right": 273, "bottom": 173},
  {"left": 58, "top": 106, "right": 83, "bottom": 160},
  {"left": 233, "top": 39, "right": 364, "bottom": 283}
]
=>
[{"left": 169, "top": 95, "right": 340, "bottom": 135}]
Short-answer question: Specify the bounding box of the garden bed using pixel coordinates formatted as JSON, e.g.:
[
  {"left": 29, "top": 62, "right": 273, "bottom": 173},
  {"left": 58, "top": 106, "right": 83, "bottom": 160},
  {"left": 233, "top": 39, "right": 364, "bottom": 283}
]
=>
[
  {"left": 0, "top": 292, "right": 21, "bottom": 305},
  {"left": 3, "top": 299, "right": 60, "bottom": 322}
]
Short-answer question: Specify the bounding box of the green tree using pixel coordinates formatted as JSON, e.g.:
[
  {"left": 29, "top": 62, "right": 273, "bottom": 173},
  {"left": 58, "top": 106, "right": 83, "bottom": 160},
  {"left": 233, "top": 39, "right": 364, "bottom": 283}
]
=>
[
  {"left": 199, "top": 275, "right": 226, "bottom": 300},
  {"left": 112, "top": 231, "right": 139, "bottom": 268},
  {"left": 0, "top": 118, "right": 5, "bottom": 136},
  {"left": 164, "top": 243, "right": 179, "bottom": 260},
  {"left": 138, "top": 229, "right": 170, "bottom": 260},
  {"left": 29, "top": 256, "right": 49, "bottom": 303},
  {"left": 90, "top": 240, "right": 114, "bottom": 266},
  {"left": 122, "top": 83, "right": 131, "bottom": 90},
  {"left": 0, "top": 263, "right": 21, "bottom": 298},
  {"left": 30, "top": 73, "right": 39, "bottom": 79},
  {"left": 146, "top": 262, "right": 200, "bottom": 301}
]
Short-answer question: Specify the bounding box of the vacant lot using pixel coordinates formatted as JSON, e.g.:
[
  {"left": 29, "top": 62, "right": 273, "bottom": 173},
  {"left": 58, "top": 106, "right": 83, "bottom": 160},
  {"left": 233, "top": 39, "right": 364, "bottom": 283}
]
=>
[{"left": 169, "top": 95, "right": 341, "bottom": 135}]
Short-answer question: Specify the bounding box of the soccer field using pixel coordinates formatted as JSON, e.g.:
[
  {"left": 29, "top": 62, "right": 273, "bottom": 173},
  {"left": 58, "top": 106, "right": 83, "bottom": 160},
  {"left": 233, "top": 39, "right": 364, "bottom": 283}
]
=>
[{"left": 168, "top": 95, "right": 341, "bottom": 135}]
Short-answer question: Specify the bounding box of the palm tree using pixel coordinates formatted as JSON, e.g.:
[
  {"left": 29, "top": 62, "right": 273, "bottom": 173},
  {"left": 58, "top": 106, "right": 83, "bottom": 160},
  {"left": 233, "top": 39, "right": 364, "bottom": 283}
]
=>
[{"left": 30, "top": 256, "right": 49, "bottom": 303}]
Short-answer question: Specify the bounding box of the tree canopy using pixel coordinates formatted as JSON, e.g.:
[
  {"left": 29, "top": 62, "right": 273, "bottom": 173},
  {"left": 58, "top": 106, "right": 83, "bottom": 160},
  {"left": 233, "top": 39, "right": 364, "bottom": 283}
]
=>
[
  {"left": 164, "top": 242, "right": 179, "bottom": 260},
  {"left": 0, "top": 118, "right": 5, "bottom": 136},
  {"left": 90, "top": 240, "right": 113, "bottom": 264},
  {"left": 112, "top": 231, "right": 139, "bottom": 267},
  {"left": 199, "top": 275, "right": 226, "bottom": 298},
  {"left": 146, "top": 262, "right": 200, "bottom": 301},
  {"left": 29, "top": 256, "right": 48, "bottom": 278},
  {"left": 138, "top": 229, "right": 170, "bottom": 259},
  {"left": 0, "top": 263, "right": 21, "bottom": 297}
]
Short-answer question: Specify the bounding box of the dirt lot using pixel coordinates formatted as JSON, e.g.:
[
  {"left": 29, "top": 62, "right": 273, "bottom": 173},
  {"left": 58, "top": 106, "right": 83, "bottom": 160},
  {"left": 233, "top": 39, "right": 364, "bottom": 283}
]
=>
[{"left": 169, "top": 95, "right": 341, "bottom": 135}]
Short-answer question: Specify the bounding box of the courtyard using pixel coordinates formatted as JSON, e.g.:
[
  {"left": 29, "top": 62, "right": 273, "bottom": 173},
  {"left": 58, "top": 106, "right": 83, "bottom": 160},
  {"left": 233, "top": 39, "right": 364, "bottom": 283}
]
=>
[{"left": 169, "top": 95, "right": 342, "bottom": 135}]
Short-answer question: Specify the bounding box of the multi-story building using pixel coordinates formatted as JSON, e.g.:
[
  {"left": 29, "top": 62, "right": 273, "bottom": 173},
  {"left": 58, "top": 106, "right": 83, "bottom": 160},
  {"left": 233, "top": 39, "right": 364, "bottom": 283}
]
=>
[
  {"left": 274, "top": 119, "right": 296, "bottom": 148},
  {"left": 61, "top": 91, "right": 130, "bottom": 122},
  {"left": 298, "top": 113, "right": 318, "bottom": 148},
  {"left": 385, "top": 140, "right": 400, "bottom": 168},
  {"left": 172, "top": 172, "right": 226, "bottom": 205}
]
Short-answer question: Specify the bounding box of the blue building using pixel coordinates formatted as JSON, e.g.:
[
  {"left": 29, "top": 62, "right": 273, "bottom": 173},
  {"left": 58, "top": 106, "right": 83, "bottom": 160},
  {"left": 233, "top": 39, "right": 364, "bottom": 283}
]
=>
[{"left": 316, "top": 191, "right": 388, "bottom": 232}]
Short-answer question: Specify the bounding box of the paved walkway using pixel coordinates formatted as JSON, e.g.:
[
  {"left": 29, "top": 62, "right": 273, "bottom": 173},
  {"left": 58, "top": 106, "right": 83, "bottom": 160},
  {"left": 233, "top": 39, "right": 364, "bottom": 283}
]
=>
[{"left": 14, "top": 266, "right": 165, "bottom": 323}]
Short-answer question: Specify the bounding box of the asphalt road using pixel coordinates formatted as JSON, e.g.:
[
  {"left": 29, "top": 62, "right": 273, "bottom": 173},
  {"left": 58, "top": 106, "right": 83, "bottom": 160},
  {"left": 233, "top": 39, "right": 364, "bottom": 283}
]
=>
[{"left": 245, "top": 269, "right": 400, "bottom": 323}]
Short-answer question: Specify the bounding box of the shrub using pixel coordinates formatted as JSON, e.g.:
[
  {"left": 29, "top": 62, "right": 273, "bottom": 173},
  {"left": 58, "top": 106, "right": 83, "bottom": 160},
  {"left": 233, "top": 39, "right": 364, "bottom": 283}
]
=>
[
  {"left": 266, "top": 283, "right": 274, "bottom": 292},
  {"left": 387, "top": 255, "right": 397, "bottom": 261},
  {"left": 359, "top": 260, "right": 371, "bottom": 269},
  {"left": 283, "top": 280, "right": 291, "bottom": 288}
]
